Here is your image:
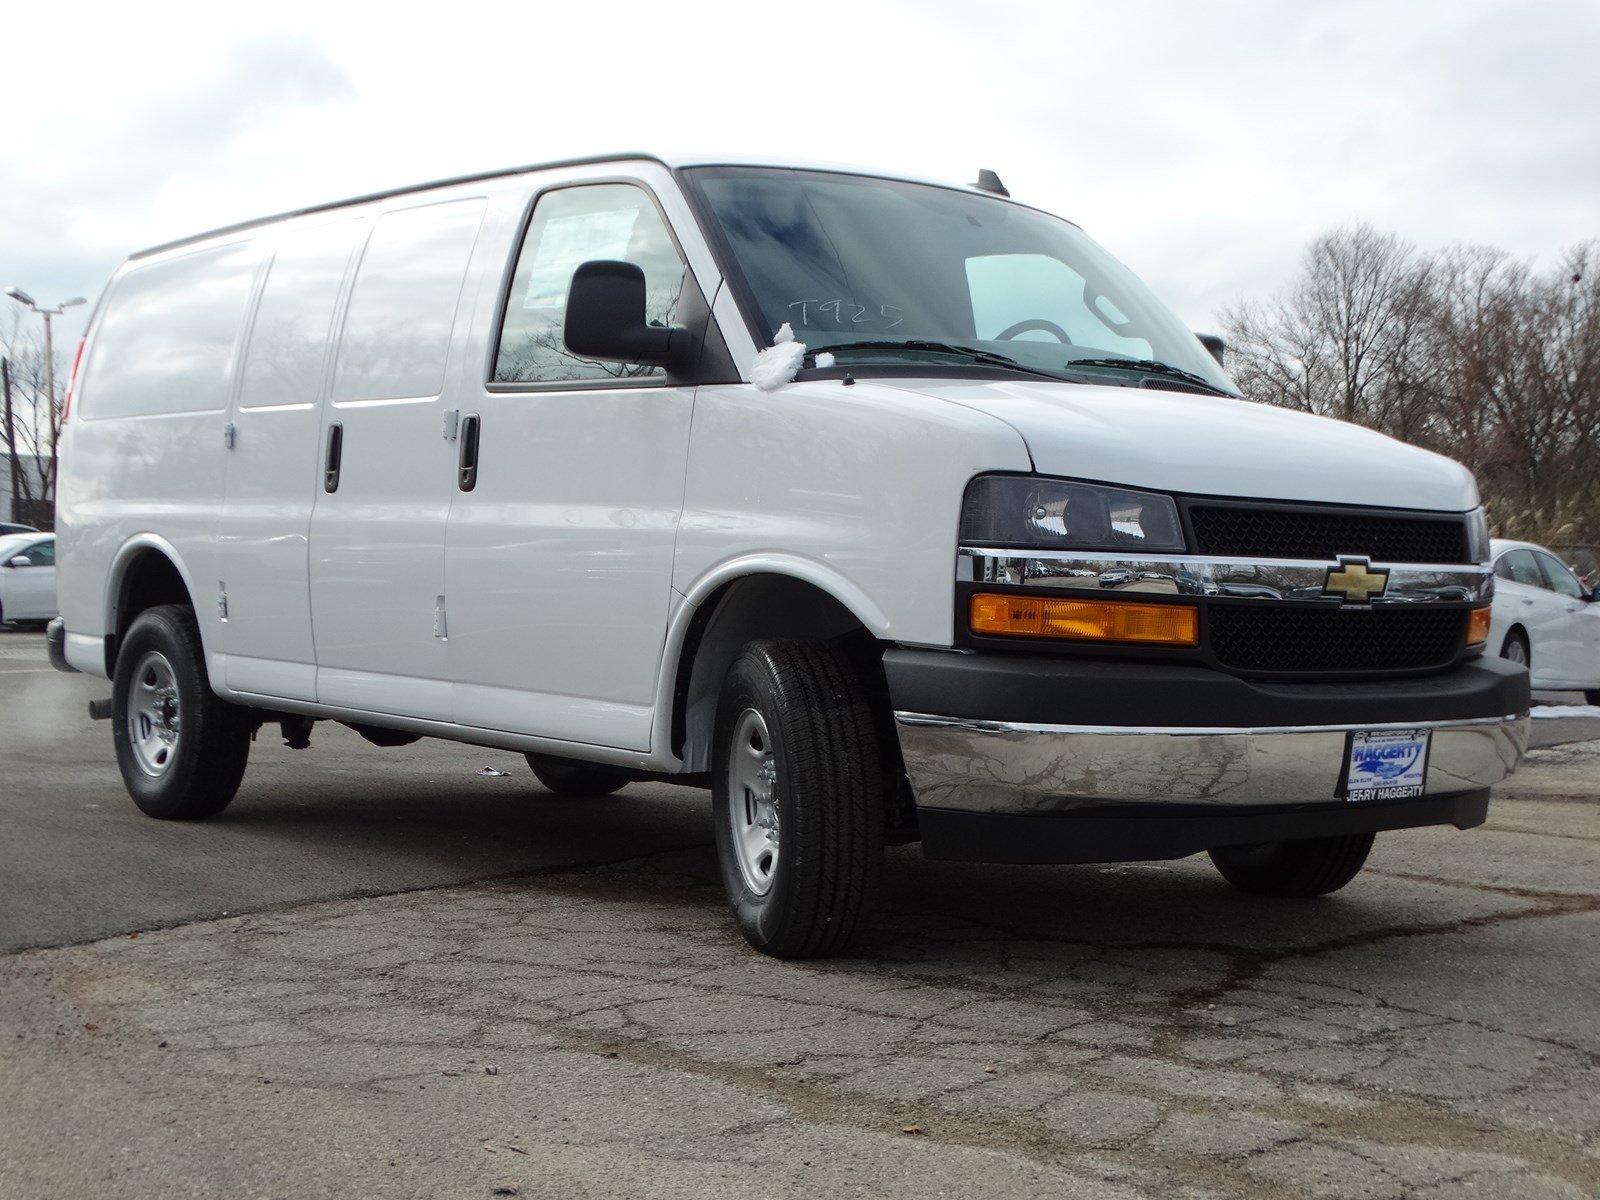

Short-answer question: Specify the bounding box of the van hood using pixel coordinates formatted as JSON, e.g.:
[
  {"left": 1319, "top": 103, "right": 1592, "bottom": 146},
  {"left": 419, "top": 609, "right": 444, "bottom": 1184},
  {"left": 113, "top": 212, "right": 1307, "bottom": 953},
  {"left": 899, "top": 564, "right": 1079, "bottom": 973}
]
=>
[{"left": 876, "top": 378, "right": 1479, "bottom": 512}]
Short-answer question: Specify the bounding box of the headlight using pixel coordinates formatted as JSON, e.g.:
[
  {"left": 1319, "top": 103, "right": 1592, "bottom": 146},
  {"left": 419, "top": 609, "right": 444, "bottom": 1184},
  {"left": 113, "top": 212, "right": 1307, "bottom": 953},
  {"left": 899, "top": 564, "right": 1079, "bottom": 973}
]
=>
[
  {"left": 960, "top": 475, "right": 1185, "bottom": 552},
  {"left": 1466, "top": 508, "right": 1490, "bottom": 562}
]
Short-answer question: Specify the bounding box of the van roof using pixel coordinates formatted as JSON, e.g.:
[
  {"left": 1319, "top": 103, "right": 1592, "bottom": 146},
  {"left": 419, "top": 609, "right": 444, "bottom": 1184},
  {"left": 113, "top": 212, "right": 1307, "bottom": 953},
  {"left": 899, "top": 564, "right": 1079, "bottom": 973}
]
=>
[{"left": 129, "top": 153, "right": 1009, "bottom": 260}]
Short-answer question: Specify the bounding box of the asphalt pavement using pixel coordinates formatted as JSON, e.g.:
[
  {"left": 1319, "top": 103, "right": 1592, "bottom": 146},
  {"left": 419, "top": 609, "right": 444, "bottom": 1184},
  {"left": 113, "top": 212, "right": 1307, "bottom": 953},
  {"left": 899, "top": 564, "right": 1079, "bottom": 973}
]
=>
[
  {"left": 0, "top": 629, "right": 712, "bottom": 954},
  {"left": 2, "top": 627, "right": 1597, "bottom": 1199}
]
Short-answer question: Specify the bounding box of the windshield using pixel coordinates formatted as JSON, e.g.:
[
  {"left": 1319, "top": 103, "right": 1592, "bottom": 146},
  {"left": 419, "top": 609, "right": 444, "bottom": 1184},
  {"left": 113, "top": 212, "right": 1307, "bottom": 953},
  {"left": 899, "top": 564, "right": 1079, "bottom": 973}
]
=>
[
  {"left": 0, "top": 534, "right": 40, "bottom": 558},
  {"left": 683, "top": 167, "right": 1239, "bottom": 395}
]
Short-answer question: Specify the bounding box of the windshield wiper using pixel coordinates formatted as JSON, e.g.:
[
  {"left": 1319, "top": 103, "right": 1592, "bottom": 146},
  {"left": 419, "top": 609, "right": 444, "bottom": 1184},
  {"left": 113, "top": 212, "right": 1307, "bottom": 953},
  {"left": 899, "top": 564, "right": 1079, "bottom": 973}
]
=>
[
  {"left": 812, "top": 340, "right": 1069, "bottom": 381},
  {"left": 1064, "top": 357, "right": 1232, "bottom": 395}
]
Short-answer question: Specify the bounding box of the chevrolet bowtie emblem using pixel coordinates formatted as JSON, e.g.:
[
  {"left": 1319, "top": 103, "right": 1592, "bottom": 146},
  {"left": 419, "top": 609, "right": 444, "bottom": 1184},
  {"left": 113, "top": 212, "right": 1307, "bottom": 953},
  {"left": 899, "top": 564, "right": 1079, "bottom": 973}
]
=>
[{"left": 1323, "top": 558, "right": 1390, "bottom": 603}]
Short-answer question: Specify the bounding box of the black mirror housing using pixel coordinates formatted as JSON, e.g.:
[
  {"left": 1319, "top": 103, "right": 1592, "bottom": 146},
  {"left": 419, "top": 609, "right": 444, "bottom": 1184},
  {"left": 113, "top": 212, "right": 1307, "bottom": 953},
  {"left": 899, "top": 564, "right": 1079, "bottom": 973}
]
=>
[
  {"left": 1196, "top": 333, "right": 1226, "bottom": 368},
  {"left": 564, "top": 260, "right": 687, "bottom": 369}
]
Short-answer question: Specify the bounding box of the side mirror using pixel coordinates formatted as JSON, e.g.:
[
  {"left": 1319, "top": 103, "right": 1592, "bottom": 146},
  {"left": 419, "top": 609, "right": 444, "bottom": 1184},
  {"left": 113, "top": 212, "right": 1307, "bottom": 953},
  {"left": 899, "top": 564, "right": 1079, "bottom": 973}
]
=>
[
  {"left": 7, "top": 556, "right": 31, "bottom": 568},
  {"left": 1196, "top": 333, "right": 1226, "bottom": 368},
  {"left": 564, "top": 260, "right": 687, "bottom": 370}
]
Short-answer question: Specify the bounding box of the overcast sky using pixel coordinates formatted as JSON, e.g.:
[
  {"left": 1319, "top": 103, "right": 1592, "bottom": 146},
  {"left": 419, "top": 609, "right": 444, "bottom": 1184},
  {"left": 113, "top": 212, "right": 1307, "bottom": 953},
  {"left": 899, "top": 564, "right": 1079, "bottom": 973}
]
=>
[{"left": 3, "top": 0, "right": 1596, "bottom": 353}]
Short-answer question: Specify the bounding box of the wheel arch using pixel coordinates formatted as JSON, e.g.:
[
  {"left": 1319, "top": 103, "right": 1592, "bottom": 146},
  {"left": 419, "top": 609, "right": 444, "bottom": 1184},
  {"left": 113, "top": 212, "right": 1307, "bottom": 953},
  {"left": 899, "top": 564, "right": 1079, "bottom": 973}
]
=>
[
  {"left": 104, "top": 536, "right": 201, "bottom": 677},
  {"left": 666, "top": 564, "right": 894, "bottom": 773}
]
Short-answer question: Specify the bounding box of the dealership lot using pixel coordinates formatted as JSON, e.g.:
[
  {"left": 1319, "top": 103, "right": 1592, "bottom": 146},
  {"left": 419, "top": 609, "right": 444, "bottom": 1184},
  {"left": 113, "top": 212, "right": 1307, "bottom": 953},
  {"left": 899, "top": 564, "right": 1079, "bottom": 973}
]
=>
[{"left": 1, "top": 629, "right": 1596, "bottom": 1199}]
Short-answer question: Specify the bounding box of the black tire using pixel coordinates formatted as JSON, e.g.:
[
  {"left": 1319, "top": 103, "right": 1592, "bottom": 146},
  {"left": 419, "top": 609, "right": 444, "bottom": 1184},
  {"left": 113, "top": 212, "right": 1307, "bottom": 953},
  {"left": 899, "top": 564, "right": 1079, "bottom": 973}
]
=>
[
  {"left": 111, "top": 604, "right": 250, "bottom": 820},
  {"left": 1208, "top": 832, "right": 1375, "bottom": 898},
  {"left": 712, "top": 640, "right": 886, "bottom": 959},
  {"left": 1499, "top": 629, "right": 1529, "bottom": 668},
  {"left": 523, "top": 753, "right": 631, "bottom": 796},
  {"left": 1585, "top": 689, "right": 1600, "bottom": 706}
]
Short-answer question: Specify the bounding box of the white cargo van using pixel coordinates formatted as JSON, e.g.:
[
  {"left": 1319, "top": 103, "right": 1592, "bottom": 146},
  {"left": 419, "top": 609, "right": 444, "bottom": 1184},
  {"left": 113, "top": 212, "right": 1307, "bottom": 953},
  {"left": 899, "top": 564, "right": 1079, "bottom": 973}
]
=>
[{"left": 50, "top": 155, "right": 1529, "bottom": 957}]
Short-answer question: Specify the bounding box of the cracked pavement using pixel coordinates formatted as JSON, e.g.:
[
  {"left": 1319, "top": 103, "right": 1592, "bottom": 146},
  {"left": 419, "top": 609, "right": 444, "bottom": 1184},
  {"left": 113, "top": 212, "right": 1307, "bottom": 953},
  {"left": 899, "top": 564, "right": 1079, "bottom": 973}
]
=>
[{"left": 2, "top": 633, "right": 1598, "bottom": 1198}]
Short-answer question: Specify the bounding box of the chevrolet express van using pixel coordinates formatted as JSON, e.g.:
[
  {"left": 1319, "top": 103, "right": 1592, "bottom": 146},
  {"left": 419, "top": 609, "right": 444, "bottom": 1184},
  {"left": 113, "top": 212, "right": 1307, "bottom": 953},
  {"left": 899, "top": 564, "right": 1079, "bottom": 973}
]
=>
[{"left": 50, "top": 155, "right": 1529, "bottom": 958}]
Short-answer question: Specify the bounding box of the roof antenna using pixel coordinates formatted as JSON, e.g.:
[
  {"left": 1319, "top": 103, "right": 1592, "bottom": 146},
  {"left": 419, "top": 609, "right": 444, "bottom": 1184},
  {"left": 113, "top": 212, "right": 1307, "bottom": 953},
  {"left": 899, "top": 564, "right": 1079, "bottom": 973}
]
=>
[{"left": 972, "top": 169, "right": 1010, "bottom": 197}]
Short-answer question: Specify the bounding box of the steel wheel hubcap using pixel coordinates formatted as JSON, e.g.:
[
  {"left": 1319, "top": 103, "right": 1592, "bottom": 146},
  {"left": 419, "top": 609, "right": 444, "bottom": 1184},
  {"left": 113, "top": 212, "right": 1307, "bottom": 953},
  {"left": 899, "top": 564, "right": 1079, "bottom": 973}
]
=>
[
  {"left": 728, "top": 708, "right": 780, "bottom": 896},
  {"left": 129, "top": 651, "right": 181, "bottom": 777}
]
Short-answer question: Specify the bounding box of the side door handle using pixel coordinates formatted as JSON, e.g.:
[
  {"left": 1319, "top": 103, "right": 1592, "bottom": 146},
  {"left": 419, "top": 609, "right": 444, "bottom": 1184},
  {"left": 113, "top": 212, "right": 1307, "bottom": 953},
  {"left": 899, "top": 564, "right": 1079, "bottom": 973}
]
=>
[
  {"left": 324, "top": 422, "right": 343, "bottom": 493},
  {"left": 457, "top": 413, "right": 481, "bottom": 492}
]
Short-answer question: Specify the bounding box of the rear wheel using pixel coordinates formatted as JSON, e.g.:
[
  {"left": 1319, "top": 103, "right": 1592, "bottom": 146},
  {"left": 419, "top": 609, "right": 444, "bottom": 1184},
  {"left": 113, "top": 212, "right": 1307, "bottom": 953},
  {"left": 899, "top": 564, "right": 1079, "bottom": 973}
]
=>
[
  {"left": 1499, "top": 629, "right": 1529, "bottom": 668},
  {"left": 712, "top": 640, "right": 886, "bottom": 959},
  {"left": 523, "top": 753, "right": 631, "bottom": 796},
  {"left": 112, "top": 604, "right": 250, "bottom": 820},
  {"left": 1585, "top": 689, "right": 1600, "bottom": 706},
  {"left": 1209, "top": 833, "right": 1375, "bottom": 898}
]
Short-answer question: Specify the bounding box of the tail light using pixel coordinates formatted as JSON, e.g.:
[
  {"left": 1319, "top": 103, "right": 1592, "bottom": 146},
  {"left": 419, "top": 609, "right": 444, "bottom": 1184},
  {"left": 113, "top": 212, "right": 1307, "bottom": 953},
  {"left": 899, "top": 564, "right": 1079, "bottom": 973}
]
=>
[{"left": 61, "top": 336, "right": 86, "bottom": 423}]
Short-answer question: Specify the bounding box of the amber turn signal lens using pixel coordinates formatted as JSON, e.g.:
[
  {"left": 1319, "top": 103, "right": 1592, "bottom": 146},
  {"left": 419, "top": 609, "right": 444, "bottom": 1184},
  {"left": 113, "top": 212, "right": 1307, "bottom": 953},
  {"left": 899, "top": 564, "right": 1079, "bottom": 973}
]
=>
[
  {"left": 1466, "top": 605, "right": 1491, "bottom": 646},
  {"left": 970, "top": 593, "right": 1199, "bottom": 646}
]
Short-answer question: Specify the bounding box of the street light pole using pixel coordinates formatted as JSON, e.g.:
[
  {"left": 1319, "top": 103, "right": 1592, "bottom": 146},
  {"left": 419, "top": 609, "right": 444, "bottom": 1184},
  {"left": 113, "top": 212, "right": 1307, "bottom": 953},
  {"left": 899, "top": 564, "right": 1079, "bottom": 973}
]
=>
[{"left": 5, "top": 287, "right": 86, "bottom": 526}]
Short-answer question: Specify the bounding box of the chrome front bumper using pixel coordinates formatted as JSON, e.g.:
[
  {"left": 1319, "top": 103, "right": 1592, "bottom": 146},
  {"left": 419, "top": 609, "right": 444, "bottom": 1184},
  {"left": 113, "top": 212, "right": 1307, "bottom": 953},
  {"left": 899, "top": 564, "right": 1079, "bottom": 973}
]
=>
[{"left": 893, "top": 712, "right": 1528, "bottom": 815}]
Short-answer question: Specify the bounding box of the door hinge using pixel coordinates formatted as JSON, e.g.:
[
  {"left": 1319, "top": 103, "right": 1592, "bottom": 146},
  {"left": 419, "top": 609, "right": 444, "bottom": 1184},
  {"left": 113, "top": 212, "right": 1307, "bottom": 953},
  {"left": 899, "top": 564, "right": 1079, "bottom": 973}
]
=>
[
  {"left": 433, "top": 596, "right": 448, "bottom": 640},
  {"left": 223, "top": 422, "right": 236, "bottom": 449},
  {"left": 442, "top": 409, "right": 460, "bottom": 441},
  {"left": 217, "top": 585, "right": 229, "bottom": 621}
]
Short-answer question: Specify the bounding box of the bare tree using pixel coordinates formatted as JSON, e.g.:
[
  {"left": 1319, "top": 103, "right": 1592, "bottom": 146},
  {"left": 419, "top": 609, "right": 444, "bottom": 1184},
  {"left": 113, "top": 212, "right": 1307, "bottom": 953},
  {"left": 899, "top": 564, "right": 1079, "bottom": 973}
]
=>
[
  {"left": 1222, "top": 226, "right": 1599, "bottom": 546},
  {"left": 0, "top": 310, "right": 66, "bottom": 526},
  {"left": 1223, "top": 224, "right": 1438, "bottom": 437}
]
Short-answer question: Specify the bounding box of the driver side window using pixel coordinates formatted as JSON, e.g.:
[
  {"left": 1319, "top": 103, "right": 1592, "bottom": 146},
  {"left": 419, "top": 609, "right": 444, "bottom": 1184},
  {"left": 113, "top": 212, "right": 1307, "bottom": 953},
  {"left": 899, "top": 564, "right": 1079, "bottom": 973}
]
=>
[
  {"left": 494, "top": 183, "right": 686, "bottom": 385},
  {"left": 1535, "top": 551, "right": 1585, "bottom": 598}
]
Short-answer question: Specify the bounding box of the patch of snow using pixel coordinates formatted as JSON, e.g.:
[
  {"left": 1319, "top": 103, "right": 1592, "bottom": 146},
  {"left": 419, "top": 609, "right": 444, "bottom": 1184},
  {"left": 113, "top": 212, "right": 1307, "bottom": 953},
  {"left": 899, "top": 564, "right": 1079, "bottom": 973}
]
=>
[
  {"left": 815, "top": 351, "right": 835, "bottom": 368},
  {"left": 1530, "top": 704, "right": 1600, "bottom": 719},
  {"left": 750, "top": 322, "right": 807, "bottom": 391}
]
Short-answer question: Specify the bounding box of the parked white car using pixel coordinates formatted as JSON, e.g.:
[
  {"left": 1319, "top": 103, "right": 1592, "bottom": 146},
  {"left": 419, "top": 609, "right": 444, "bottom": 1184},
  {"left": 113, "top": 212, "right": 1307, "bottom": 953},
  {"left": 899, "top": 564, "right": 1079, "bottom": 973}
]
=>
[
  {"left": 0, "top": 532, "right": 57, "bottom": 626},
  {"left": 49, "top": 154, "right": 1529, "bottom": 958},
  {"left": 1489, "top": 539, "right": 1600, "bottom": 702}
]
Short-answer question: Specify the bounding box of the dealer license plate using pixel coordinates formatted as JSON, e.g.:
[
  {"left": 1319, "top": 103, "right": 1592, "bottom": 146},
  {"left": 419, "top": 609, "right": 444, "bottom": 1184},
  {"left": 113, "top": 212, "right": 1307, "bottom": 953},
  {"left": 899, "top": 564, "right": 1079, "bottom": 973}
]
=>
[{"left": 1343, "top": 728, "right": 1432, "bottom": 802}]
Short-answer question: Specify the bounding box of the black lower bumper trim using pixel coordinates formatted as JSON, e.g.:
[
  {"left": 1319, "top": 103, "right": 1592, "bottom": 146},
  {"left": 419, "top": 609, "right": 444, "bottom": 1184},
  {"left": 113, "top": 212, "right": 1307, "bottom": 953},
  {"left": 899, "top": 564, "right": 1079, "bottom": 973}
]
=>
[
  {"left": 916, "top": 789, "right": 1490, "bottom": 865},
  {"left": 46, "top": 618, "right": 78, "bottom": 674},
  {"left": 883, "top": 648, "right": 1528, "bottom": 729}
]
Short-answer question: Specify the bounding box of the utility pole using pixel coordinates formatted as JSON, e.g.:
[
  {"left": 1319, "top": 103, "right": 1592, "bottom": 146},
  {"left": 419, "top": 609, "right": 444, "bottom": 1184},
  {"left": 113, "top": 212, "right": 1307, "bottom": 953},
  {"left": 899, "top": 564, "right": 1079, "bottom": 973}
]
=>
[
  {"left": 2, "top": 357, "right": 19, "bottom": 524},
  {"left": 5, "top": 287, "right": 86, "bottom": 526}
]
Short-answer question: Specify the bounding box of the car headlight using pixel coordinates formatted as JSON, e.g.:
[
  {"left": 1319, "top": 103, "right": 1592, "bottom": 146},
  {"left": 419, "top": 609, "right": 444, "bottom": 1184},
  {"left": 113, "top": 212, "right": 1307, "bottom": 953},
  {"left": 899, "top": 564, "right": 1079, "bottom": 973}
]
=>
[
  {"left": 960, "top": 475, "right": 1185, "bottom": 552},
  {"left": 1466, "top": 508, "right": 1490, "bottom": 562}
]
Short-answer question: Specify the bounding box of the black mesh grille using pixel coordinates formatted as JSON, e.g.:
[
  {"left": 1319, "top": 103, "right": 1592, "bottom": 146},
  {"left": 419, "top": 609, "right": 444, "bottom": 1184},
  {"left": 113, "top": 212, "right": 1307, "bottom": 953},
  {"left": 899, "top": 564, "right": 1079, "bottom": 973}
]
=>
[
  {"left": 1188, "top": 505, "right": 1471, "bottom": 564},
  {"left": 1208, "top": 605, "right": 1467, "bottom": 674}
]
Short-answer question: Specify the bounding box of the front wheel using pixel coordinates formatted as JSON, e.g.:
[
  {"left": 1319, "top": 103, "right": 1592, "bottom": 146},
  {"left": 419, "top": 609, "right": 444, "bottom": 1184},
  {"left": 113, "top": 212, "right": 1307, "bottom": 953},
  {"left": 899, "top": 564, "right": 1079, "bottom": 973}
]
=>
[
  {"left": 111, "top": 605, "right": 250, "bottom": 820},
  {"left": 712, "top": 640, "right": 886, "bottom": 959},
  {"left": 1209, "top": 832, "right": 1375, "bottom": 898}
]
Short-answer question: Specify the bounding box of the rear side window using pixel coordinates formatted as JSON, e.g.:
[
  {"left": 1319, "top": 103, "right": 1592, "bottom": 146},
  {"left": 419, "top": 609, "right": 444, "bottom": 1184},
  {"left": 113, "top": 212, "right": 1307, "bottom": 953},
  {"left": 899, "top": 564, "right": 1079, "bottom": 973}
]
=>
[
  {"left": 332, "top": 199, "right": 486, "bottom": 402},
  {"left": 1496, "top": 549, "right": 1544, "bottom": 587},
  {"left": 494, "top": 183, "right": 686, "bottom": 384},
  {"left": 239, "top": 219, "right": 363, "bottom": 409},
  {"left": 78, "top": 242, "right": 259, "bottom": 419}
]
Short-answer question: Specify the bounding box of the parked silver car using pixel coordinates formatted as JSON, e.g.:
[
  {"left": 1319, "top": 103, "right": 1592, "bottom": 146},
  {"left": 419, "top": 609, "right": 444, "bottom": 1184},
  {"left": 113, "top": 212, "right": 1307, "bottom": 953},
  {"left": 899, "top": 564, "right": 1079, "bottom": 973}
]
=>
[
  {"left": 1488, "top": 539, "right": 1600, "bottom": 703},
  {"left": 0, "top": 532, "right": 57, "bottom": 627}
]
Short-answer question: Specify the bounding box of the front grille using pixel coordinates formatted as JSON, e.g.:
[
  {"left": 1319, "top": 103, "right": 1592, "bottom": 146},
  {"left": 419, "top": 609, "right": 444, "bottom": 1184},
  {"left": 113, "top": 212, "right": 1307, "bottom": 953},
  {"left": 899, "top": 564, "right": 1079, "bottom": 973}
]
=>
[
  {"left": 1208, "top": 605, "right": 1466, "bottom": 674},
  {"left": 1188, "top": 504, "right": 1471, "bottom": 564}
]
